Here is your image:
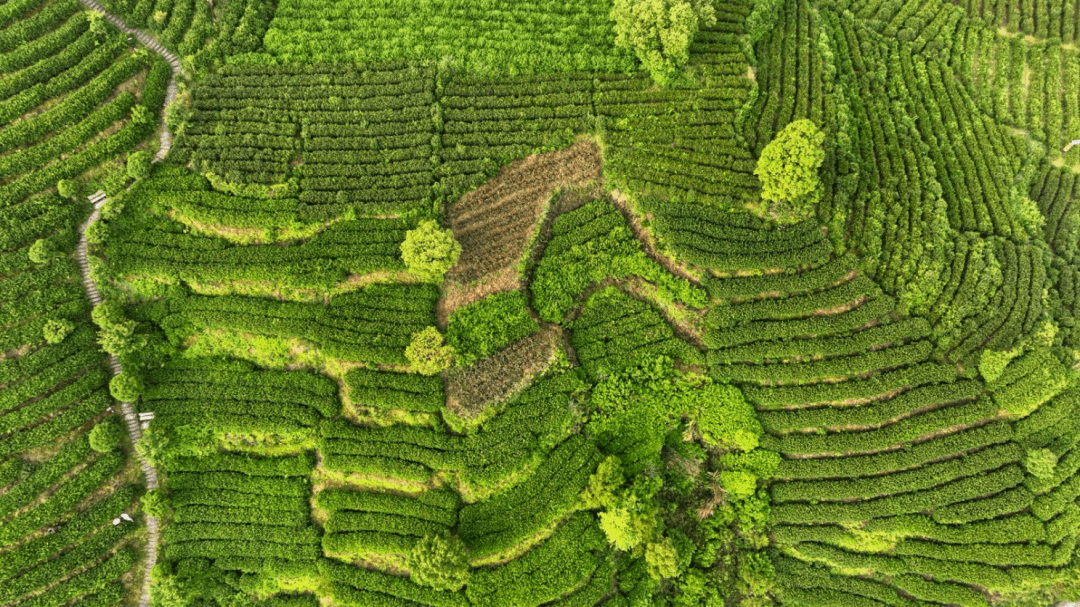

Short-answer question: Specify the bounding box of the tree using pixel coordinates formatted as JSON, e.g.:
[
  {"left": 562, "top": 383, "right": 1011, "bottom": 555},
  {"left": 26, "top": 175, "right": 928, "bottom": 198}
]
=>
[
  {"left": 405, "top": 327, "right": 454, "bottom": 375},
  {"left": 406, "top": 533, "right": 470, "bottom": 591},
  {"left": 400, "top": 220, "right": 461, "bottom": 281},
  {"left": 581, "top": 456, "right": 625, "bottom": 509},
  {"left": 43, "top": 318, "right": 75, "bottom": 344},
  {"left": 754, "top": 119, "right": 826, "bottom": 223},
  {"left": 136, "top": 427, "right": 170, "bottom": 468},
  {"left": 645, "top": 536, "right": 679, "bottom": 580},
  {"left": 1024, "top": 448, "right": 1058, "bottom": 480},
  {"left": 89, "top": 417, "right": 124, "bottom": 452},
  {"left": 28, "top": 238, "right": 58, "bottom": 264},
  {"left": 110, "top": 372, "right": 144, "bottom": 402},
  {"left": 719, "top": 469, "right": 758, "bottom": 499},
  {"left": 57, "top": 179, "right": 81, "bottom": 199},
  {"left": 610, "top": 0, "right": 716, "bottom": 87},
  {"left": 92, "top": 300, "right": 145, "bottom": 356},
  {"left": 142, "top": 489, "right": 171, "bottom": 518},
  {"left": 127, "top": 151, "right": 152, "bottom": 180}
]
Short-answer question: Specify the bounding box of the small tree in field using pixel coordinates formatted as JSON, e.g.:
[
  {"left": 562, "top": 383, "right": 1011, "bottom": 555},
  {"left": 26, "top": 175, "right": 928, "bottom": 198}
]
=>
[
  {"left": 127, "top": 151, "right": 152, "bottom": 180},
  {"left": 610, "top": 0, "right": 716, "bottom": 87},
  {"left": 407, "top": 533, "right": 470, "bottom": 591},
  {"left": 406, "top": 327, "right": 454, "bottom": 375},
  {"left": 401, "top": 220, "right": 461, "bottom": 281},
  {"left": 28, "top": 239, "right": 59, "bottom": 264},
  {"left": 754, "top": 119, "right": 826, "bottom": 223},
  {"left": 110, "top": 372, "right": 144, "bottom": 402},
  {"left": 89, "top": 417, "right": 123, "bottom": 452},
  {"left": 43, "top": 318, "right": 75, "bottom": 344}
]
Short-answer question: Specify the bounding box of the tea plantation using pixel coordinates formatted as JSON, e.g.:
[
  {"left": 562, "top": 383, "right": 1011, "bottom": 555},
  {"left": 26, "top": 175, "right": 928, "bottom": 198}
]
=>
[{"left": 5, "top": 0, "right": 1080, "bottom": 605}]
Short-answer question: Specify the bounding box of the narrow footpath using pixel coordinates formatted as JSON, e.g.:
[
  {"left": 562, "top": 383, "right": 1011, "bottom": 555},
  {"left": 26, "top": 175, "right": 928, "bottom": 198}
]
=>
[
  {"left": 75, "top": 0, "right": 182, "bottom": 161},
  {"left": 68, "top": 3, "right": 184, "bottom": 606}
]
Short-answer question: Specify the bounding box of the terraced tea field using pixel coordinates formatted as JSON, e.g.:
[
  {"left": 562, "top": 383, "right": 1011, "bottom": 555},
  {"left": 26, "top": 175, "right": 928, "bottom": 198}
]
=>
[{"left": 6, "top": 0, "right": 1080, "bottom": 605}]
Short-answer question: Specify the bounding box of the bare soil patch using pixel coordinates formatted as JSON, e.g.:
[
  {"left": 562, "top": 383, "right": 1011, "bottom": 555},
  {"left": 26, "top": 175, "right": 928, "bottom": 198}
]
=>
[
  {"left": 445, "top": 326, "right": 561, "bottom": 417},
  {"left": 443, "top": 140, "right": 603, "bottom": 312}
]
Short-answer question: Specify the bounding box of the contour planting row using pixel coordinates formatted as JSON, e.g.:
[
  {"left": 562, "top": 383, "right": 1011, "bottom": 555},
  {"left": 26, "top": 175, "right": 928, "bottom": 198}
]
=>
[
  {"left": 571, "top": 287, "right": 703, "bottom": 381},
  {"left": 151, "top": 283, "right": 439, "bottom": 364},
  {"left": 0, "top": 3, "right": 162, "bottom": 602},
  {"left": 318, "top": 372, "right": 583, "bottom": 492},
  {"left": 141, "top": 357, "right": 340, "bottom": 435},
  {"left": 105, "top": 172, "right": 413, "bottom": 290}
]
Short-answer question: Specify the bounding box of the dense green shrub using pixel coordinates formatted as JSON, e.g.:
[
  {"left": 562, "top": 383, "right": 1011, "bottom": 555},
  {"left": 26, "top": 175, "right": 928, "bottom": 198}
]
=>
[
  {"left": 42, "top": 318, "right": 75, "bottom": 344},
  {"left": 88, "top": 417, "right": 124, "bottom": 452},
  {"left": 610, "top": 0, "right": 716, "bottom": 86},
  {"left": 406, "top": 327, "right": 455, "bottom": 376},
  {"left": 446, "top": 291, "right": 538, "bottom": 365},
  {"left": 126, "top": 150, "right": 151, "bottom": 179},
  {"left": 406, "top": 533, "right": 470, "bottom": 592},
  {"left": 401, "top": 220, "right": 461, "bottom": 281},
  {"left": 753, "top": 119, "right": 825, "bottom": 223},
  {"left": 109, "top": 372, "right": 143, "bottom": 402}
]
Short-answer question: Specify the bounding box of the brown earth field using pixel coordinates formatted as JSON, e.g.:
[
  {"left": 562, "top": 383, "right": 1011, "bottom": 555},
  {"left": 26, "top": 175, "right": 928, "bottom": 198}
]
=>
[{"left": 439, "top": 139, "right": 603, "bottom": 321}]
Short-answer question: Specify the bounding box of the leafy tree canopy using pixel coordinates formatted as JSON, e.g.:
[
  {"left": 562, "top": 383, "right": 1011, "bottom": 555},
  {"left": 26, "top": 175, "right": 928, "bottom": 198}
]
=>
[
  {"left": 406, "top": 327, "right": 455, "bottom": 375},
  {"left": 406, "top": 533, "right": 470, "bottom": 592},
  {"left": 753, "top": 119, "right": 826, "bottom": 223},
  {"left": 610, "top": 0, "right": 716, "bottom": 86},
  {"left": 401, "top": 220, "right": 461, "bottom": 281},
  {"left": 89, "top": 417, "right": 124, "bottom": 452}
]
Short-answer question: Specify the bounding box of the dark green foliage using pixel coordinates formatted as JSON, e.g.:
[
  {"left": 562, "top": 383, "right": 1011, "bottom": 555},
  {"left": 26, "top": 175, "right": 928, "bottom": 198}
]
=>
[
  {"left": 458, "top": 435, "right": 602, "bottom": 558},
  {"left": 344, "top": 368, "right": 444, "bottom": 412},
  {"left": 572, "top": 287, "right": 703, "bottom": 381},
  {"left": 445, "top": 291, "right": 539, "bottom": 365}
]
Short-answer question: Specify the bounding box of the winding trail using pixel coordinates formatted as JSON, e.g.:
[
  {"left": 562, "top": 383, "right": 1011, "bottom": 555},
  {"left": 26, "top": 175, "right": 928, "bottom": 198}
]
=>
[
  {"left": 75, "top": 0, "right": 182, "bottom": 161},
  {"left": 67, "top": 4, "right": 182, "bottom": 606},
  {"left": 77, "top": 193, "right": 160, "bottom": 607}
]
